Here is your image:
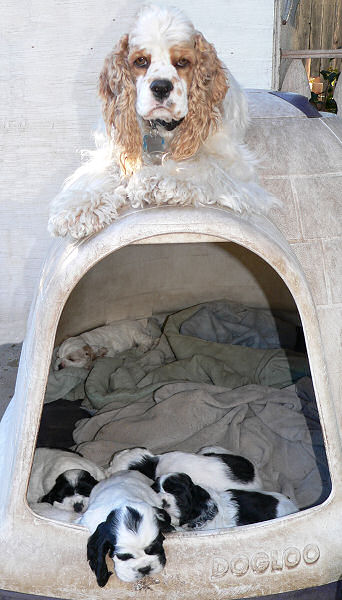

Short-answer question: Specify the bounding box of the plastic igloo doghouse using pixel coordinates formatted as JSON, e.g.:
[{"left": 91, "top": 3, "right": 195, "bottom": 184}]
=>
[{"left": 1, "top": 86, "right": 342, "bottom": 600}]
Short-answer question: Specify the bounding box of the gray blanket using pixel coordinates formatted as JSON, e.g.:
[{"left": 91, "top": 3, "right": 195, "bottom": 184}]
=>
[
  {"left": 44, "top": 301, "right": 324, "bottom": 509},
  {"left": 45, "top": 301, "right": 309, "bottom": 405},
  {"left": 73, "top": 380, "right": 326, "bottom": 508},
  {"left": 179, "top": 299, "right": 299, "bottom": 349}
]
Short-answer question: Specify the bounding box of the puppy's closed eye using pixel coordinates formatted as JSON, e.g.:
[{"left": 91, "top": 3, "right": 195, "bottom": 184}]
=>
[{"left": 116, "top": 553, "right": 134, "bottom": 561}]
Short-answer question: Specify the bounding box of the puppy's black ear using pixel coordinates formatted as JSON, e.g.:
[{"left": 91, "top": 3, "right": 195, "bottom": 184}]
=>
[
  {"left": 41, "top": 475, "right": 66, "bottom": 504},
  {"left": 41, "top": 488, "right": 56, "bottom": 504},
  {"left": 155, "top": 507, "right": 175, "bottom": 533},
  {"left": 87, "top": 510, "right": 118, "bottom": 587},
  {"left": 151, "top": 478, "right": 161, "bottom": 493},
  {"left": 187, "top": 486, "right": 218, "bottom": 529}
]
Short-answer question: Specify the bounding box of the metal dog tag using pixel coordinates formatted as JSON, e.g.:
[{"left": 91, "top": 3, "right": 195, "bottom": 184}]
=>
[{"left": 143, "top": 133, "right": 165, "bottom": 154}]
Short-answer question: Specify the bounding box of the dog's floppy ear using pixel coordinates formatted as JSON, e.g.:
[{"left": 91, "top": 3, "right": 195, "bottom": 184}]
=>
[
  {"left": 99, "top": 34, "right": 142, "bottom": 175},
  {"left": 154, "top": 507, "right": 175, "bottom": 533},
  {"left": 171, "top": 31, "right": 229, "bottom": 161},
  {"left": 41, "top": 474, "right": 66, "bottom": 505},
  {"left": 41, "top": 488, "right": 57, "bottom": 505},
  {"left": 87, "top": 510, "right": 118, "bottom": 587}
]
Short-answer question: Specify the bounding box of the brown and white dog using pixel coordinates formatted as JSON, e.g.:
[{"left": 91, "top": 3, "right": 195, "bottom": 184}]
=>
[{"left": 48, "top": 4, "right": 277, "bottom": 240}]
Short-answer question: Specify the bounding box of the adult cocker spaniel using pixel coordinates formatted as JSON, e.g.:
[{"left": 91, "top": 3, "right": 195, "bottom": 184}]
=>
[{"left": 48, "top": 4, "right": 278, "bottom": 240}]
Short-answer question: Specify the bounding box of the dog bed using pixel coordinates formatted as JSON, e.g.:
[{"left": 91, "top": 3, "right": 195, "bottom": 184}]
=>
[{"left": 39, "top": 299, "right": 326, "bottom": 511}]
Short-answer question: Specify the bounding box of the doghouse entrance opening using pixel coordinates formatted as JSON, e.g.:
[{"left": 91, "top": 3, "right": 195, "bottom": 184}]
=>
[{"left": 29, "top": 241, "right": 331, "bottom": 524}]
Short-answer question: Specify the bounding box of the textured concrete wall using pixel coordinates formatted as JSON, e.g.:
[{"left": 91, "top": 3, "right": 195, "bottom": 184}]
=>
[{"left": 0, "top": 0, "right": 275, "bottom": 343}]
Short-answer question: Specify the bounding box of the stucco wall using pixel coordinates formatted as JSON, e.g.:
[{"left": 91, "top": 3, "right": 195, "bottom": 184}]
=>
[{"left": 0, "top": 0, "right": 276, "bottom": 343}]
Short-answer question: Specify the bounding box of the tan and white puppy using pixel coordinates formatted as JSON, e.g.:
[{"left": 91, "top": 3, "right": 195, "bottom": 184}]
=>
[{"left": 54, "top": 319, "right": 156, "bottom": 370}]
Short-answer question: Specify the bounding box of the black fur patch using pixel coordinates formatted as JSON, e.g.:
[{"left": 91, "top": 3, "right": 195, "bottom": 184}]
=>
[
  {"left": 144, "top": 531, "right": 165, "bottom": 555},
  {"left": 75, "top": 471, "right": 98, "bottom": 496},
  {"left": 87, "top": 510, "right": 118, "bottom": 587},
  {"left": 41, "top": 473, "right": 74, "bottom": 504},
  {"left": 129, "top": 455, "right": 159, "bottom": 480},
  {"left": 124, "top": 506, "right": 143, "bottom": 533},
  {"left": 154, "top": 507, "right": 174, "bottom": 533},
  {"left": 144, "top": 530, "right": 167, "bottom": 567},
  {"left": 41, "top": 470, "right": 98, "bottom": 504},
  {"left": 161, "top": 473, "right": 217, "bottom": 527},
  {"left": 186, "top": 499, "right": 218, "bottom": 529},
  {"left": 229, "top": 489, "right": 278, "bottom": 525},
  {"left": 203, "top": 452, "right": 255, "bottom": 483}
]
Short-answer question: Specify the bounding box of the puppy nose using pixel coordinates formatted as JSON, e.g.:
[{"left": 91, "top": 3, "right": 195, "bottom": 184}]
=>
[
  {"left": 138, "top": 566, "right": 152, "bottom": 576},
  {"left": 73, "top": 502, "right": 84, "bottom": 513},
  {"left": 150, "top": 79, "right": 173, "bottom": 100}
]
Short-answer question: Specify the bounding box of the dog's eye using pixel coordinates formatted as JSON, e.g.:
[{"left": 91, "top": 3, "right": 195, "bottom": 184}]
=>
[
  {"left": 175, "top": 58, "right": 189, "bottom": 68},
  {"left": 134, "top": 57, "right": 149, "bottom": 68},
  {"left": 116, "top": 553, "right": 134, "bottom": 561}
]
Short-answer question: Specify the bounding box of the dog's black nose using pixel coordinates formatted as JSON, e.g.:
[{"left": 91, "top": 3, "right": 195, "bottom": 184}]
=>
[
  {"left": 73, "top": 502, "right": 84, "bottom": 513},
  {"left": 138, "top": 566, "right": 152, "bottom": 576},
  {"left": 150, "top": 79, "right": 173, "bottom": 100}
]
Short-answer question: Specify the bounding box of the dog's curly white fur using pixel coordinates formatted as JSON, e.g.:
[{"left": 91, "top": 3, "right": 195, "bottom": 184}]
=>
[
  {"left": 48, "top": 4, "right": 279, "bottom": 240},
  {"left": 55, "top": 319, "right": 157, "bottom": 370}
]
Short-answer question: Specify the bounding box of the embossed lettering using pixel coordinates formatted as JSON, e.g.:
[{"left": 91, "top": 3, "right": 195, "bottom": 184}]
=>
[
  {"left": 284, "top": 547, "right": 301, "bottom": 569},
  {"left": 230, "top": 554, "right": 249, "bottom": 577},
  {"left": 271, "top": 550, "right": 283, "bottom": 571},
  {"left": 251, "top": 552, "right": 270, "bottom": 573},
  {"left": 211, "top": 557, "right": 229, "bottom": 579},
  {"left": 303, "top": 544, "right": 320, "bottom": 565},
  {"left": 210, "top": 542, "right": 320, "bottom": 580}
]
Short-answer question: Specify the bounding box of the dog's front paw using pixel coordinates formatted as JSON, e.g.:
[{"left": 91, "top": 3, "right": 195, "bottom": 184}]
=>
[
  {"left": 48, "top": 192, "right": 128, "bottom": 240},
  {"left": 48, "top": 208, "right": 105, "bottom": 239}
]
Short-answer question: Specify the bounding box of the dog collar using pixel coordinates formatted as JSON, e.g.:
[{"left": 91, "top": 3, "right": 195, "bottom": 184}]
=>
[{"left": 152, "top": 117, "right": 184, "bottom": 131}]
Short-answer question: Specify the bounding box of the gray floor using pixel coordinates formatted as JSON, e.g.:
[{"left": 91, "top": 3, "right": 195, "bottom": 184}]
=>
[{"left": 0, "top": 343, "right": 22, "bottom": 421}]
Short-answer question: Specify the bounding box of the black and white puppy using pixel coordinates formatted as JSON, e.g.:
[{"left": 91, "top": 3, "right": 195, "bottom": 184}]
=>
[
  {"left": 106, "top": 445, "right": 263, "bottom": 492},
  {"left": 153, "top": 472, "right": 298, "bottom": 530},
  {"left": 78, "top": 471, "right": 174, "bottom": 585},
  {"left": 27, "top": 448, "right": 105, "bottom": 515}
]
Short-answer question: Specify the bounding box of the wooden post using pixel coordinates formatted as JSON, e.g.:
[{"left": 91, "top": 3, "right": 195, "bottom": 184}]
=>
[
  {"left": 334, "top": 74, "right": 342, "bottom": 114},
  {"left": 281, "top": 59, "right": 311, "bottom": 98}
]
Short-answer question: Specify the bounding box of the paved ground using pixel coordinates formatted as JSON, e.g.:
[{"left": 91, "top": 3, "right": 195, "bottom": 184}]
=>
[{"left": 0, "top": 343, "right": 22, "bottom": 421}]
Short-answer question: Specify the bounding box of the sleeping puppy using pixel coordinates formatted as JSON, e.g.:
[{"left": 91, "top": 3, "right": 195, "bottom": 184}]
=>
[
  {"left": 78, "top": 471, "right": 174, "bottom": 585},
  {"left": 153, "top": 472, "right": 298, "bottom": 530},
  {"left": 54, "top": 319, "right": 156, "bottom": 370},
  {"left": 27, "top": 448, "right": 105, "bottom": 515},
  {"left": 106, "top": 446, "right": 263, "bottom": 491}
]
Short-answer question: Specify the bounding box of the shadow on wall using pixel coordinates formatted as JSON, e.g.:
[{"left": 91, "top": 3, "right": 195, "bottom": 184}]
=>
[{"left": 0, "top": 343, "right": 22, "bottom": 421}]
